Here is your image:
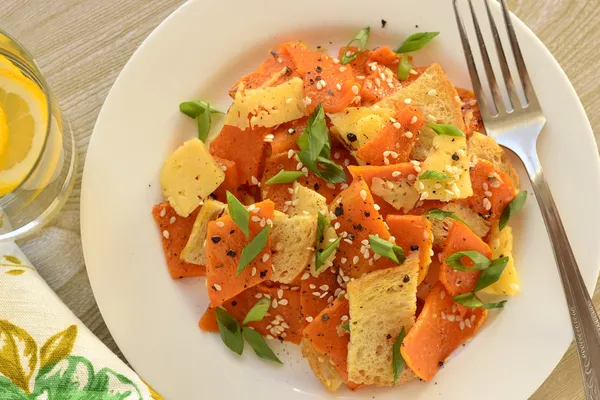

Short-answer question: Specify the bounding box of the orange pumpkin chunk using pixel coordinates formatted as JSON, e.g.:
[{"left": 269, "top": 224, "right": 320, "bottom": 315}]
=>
[
  {"left": 356, "top": 106, "right": 424, "bottom": 165},
  {"left": 401, "top": 283, "right": 487, "bottom": 381},
  {"left": 439, "top": 221, "right": 492, "bottom": 300},
  {"left": 205, "top": 200, "right": 275, "bottom": 306},
  {"left": 284, "top": 42, "right": 358, "bottom": 113},
  {"left": 386, "top": 215, "right": 433, "bottom": 284},
  {"left": 463, "top": 160, "right": 516, "bottom": 222},
  {"left": 270, "top": 117, "right": 308, "bottom": 154},
  {"left": 300, "top": 268, "right": 341, "bottom": 326},
  {"left": 303, "top": 297, "right": 351, "bottom": 381},
  {"left": 210, "top": 124, "right": 271, "bottom": 186},
  {"left": 152, "top": 202, "right": 204, "bottom": 279},
  {"left": 213, "top": 156, "right": 240, "bottom": 203},
  {"left": 199, "top": 283, "right": 303, "bottom": 344},
  {"left": 330, "top": 177, "right": 394, "bottom": 278},
  {"left": 456, "top": 88, "right": 483, "bottom": 135}
]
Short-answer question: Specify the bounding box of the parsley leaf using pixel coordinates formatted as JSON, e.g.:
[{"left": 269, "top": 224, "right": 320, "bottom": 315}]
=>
[
  {"left": 242, "top": 297, "right": 271, "bottom": 325},
  {"left": 422, "top": 208, "right": 467, "bottom": 226},
  {"left": 453, "top": 292, "right": 507, "bottom": 309},
  {"left": 226, "top": 191, "right": 250, "bottom": 238},
  {"left": 215, "top": 307, "right": 244, "bottom": 355},
  {"left": 340, "top": 27, "right": 371, "bottom": 64},
  {"left": 445, "top": 250, "right": 491, "bottom": 272},
  {"left": 237, "top": 225, "right": 271, "bottom": 276},
  {"left": 369, "top": 235, "right": 405, "bottom": 264},
  {"left": 499, "top": 190, "right": 527, "bottom": 230},
  {"left": 392, "top": 327, "right": 407, "bottom": 385},
  {"left": 397, "top": 55, "right": 412, "bottom": 81},
  {"left": 265, "top": 170, "right": 304, "bottom": 185},
  {"left": 428, "top": 123, "right": 466, "bottom": 137},
  {"left": 242, "top": 327, "right": 283, "bottom": 364},
  {"left": 394, "top": 32, "right": 439, "bottom": 53}
]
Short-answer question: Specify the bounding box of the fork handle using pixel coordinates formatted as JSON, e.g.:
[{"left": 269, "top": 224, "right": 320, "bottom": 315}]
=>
[{"left": 519, "top": 148, "right": 600, "bottom": 399}]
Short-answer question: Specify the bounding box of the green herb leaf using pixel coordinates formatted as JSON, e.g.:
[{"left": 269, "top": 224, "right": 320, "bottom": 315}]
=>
[
  {"left": 317, "top": 213, "right": 331, "bottom": 244},
  {"left": 453, "top": 292, "right": 507, "bottom": 309},
  {"left": 237, "top": 225, "right": 272, "bottom": 276},
  {"left": 499, "top": 190, "right": 527, "bottom": 231},
  {"left": 428, "top": 123, "right": 466, "bottom": 137},
  {"left": 445, "top": 250, "right": 491, "bottom": 272},
  {"left": 392, "top": 327, "right": 407, "bottom": 385},
  {"left": 369, "top": 235, "right": 405, "bottom": 264},
  {"left": 242, "top": 327, "right": 283, "bottom": 364},
  {"left": 394, "top": 32, "right": 439, "bottom": 53},
  {"left": 215, "top": 307, "right": 244, "bottom": 355},
  {"left": 226, "top": 191, "right": 250, "bottom": 238},
  {"left": 179, "top": 100, "right": 224, "bottom": 119},
  {"left": 422, "top": 208, "right": 467, "bottom": 226},
  {"left": 474, "top": 257, "right": 509, "bottom": 292},
  {"left": 341, "top": 323, "right": 350, "bottom": 332},
  {"left": 197, "top": 109, "right": 211, "bottom": 142},
  {"left": 242, "top": 298, "right": 271, "bottom": 325},
  {"left": 397, "top": 55, "right": 412, "bottom": 81},
  {"left": 296, "top": 151, "right": 347, "bottom": 184},
  {"left": 265, "top": 170, "right": 304, "bottom": 185},
  {"left": 340, "top": 27, "right": 371, "bottom": 64},
  {"left": 306, "top": 105, "right": 329, "bottom": 160},
  {"left": 419, "top": 170, "right": 450, "bottom": 180},
  {"left": 316, "top": 237, "right": 342, "bottom": 271}
]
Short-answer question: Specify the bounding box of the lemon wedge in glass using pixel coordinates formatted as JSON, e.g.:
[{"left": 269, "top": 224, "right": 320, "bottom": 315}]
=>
[{"left": 0, "top": 68, "right": 48, "bottom": 196}]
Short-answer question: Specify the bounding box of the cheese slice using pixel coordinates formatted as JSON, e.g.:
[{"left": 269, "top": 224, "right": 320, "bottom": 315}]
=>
[
  {"left": 328, "top": 107, "right": 395, "bottom": 150},
  {"left": 225, "top": 77, "right": 306, "bottom": 130},
  {"left": 160, "top": 138, "right": 225, "bottom": 217},
  {"left": 416, "top": 134, "right": 472, "bottom": 201},
  {"left": 370, "top": 177, "right": 419, "bottom": 212},
  {"left": 482, "top": 225, "right": 520, "bottom": 296}
]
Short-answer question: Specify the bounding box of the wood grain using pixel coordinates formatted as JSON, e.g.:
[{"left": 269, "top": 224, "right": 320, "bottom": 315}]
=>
[{"left": 1, "top": 0, "right": 599, "bottom": 398}]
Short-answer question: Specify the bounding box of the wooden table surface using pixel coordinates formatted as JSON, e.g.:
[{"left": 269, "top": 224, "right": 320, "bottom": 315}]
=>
[{"left": 2, "top": 0, "right": 599, "bottom": 398}]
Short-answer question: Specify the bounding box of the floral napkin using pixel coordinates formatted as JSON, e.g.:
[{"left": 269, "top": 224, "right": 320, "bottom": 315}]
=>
[{"left": 0, "top": 240, "right": 162, "bottom": 399}]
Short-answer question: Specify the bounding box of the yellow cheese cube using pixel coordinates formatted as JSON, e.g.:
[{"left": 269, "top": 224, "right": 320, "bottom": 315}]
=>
[
  {"left": 370, "top": 177, "right": 419, "bottom": 212},
  {"left": 224, "top": 77, "right": 306, "bottom": 130},
  {"left": 416, "top": 134, "right": 472, "bottom": 201},
  {"left": 289, "top": 182, "right": 327, "bottom": 216},
  {"left": 482, "top": 225, "right": 520, "bottom": 296},
  {"left": 160, "top": 138, "right": 225, "bottom": 217},
  {"left": 327, "top": 107, "right": 395, "bottom": 150}
]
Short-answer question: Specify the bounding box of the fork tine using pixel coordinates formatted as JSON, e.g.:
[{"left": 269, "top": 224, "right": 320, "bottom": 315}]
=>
[
  {"left": 499, "top": 0, "right": 539, "bottom": 108},
  {"left": 452, "top": 0, "right": 493, "bottom": 120},
  {"left": 467, "top": 0, "right": 503, "bottom": 115},
  {"left": 483, "top": 0, "right": 521, "bottom": 111}
]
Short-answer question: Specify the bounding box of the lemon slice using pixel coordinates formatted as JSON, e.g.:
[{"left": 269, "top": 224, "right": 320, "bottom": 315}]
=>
[
  {"left": 0, "top": 55, "right": 24, "bottom": 77},
  {"left": 0, "top": 105, "right": 9, "bottom": 159},
  {"left": 0, "top": 69, "right": 48, "bottom": 196}
]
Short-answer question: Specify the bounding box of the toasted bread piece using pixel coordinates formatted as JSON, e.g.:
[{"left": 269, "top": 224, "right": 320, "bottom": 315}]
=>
[
  {"left": 468, "top": 132, "right": 519, "bottom": 187},
  {"left": 288, "top": 182, "right": 327, "bottom": 216},
  {"left": 377, "top": 64, "right": 466, "bottom": 161},
  {"left": 347, "top": 258, "right": 420, "bottom": 386},
  {"left": 302, "top": 338, "right": 344, "bottom": 391},
  {"left": 429, "top": 202, "right": 491, "bottom": 248},
  {"left": 271, "top": 211, "right": 318, "bottom": 283},
  {"left": 181, "top": 198, "right": 227, "bottom": 265}
]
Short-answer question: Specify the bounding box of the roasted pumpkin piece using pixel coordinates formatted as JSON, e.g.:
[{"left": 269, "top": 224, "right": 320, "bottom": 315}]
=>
[
  {"left": 401, "top": 283, "right": 487, "bottom": 381},
  {"left": 456, "top": 87, "right": 483, "bottom": 135},
  {"left": 329, "top": 177, "right": 395, "bottom": 278},
  {"left": 270, "top": 116, "right": 308, "bottom": 154},
  {"left": 284, "top": 42, "right": 358, "bottom": 113},
  {"left": 356, "top": 106, "right": 424, "bottom": 165},
  {"left": 199, "top": 283, "right": 303, "bottom": 344},
  {"left": 212, "top": 156, "right": 240, "bottom": 202},
  {"left": 385, "top": 215, "right": 433, "bottom": 284},
  {"left": 210, "top": 124, "right": 271, "bottom": 186},
  {"left": 300, "top": 268, "right": 342, "bottom": 326},
  {"left": 152, "top": 202, "right": 204, "bottom": 279},
  {"left": 205, "top": 200, "right": 275, "bottom": 306},
  {"left": 438, "top": 221, "right": 492, "bottom": 301}
]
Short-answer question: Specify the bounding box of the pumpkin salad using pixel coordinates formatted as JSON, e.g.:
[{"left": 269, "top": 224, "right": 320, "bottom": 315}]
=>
[{"left": 153, "top": 28, "right": 527, "bottom": 391}]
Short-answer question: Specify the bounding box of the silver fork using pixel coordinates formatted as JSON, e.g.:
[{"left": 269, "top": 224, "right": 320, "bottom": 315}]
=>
[{"left": 453, "top": 0, "right": 600, "bottom": 398}]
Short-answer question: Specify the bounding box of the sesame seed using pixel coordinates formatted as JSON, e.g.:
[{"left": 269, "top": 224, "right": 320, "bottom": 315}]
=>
[
  {"left": 213, "top": 284, "right": 222, "bottom": 291},
  {"left": 263, "top": 253, "right": 270, "bottom": 263},
  {"left": 360, "top": 189, "right": 367, "bottom": 201},
  {"left": 320, "top": 292, "right": 328, "bottom": 299},
  {"left": 404, "top": 98, "right": 412, "bottom": 104},
  {"left": 266, "top": 335, "right": 274, "bottom": 340},
  {"left": 267, "top": 218, "right": 273, "bottom": 226},
  {"left": 279, "top": 299, "right": 289, "bottom": 306},
  {"left": 301, "top": 272, "right": 310, "bottom": 280},
  {"left": 351, "top": 85, "right": 359, "bottom": 95},
  {"left": 305, "top": 316, "right": 313, "bottom": 323},
  {"left": 301, "top": 167, "right": 308, "bottom": 174},
  {"left": 220, "top": 164, "right": 228, "bottom": 171},
  {"left": 357, "top": 75, "right": 365, "bottom": 80},
  {"left": 341, "top": 257, "right": 347, "bottom": 264},
  {"left": 408, "top": 174, "right": 416, "bottom": 181},
  {"left": 271, "top": 319, "right": 280, "bottom": 326},
  {"left": 251, "top": 216, "right": 261, "bottom": 222},
  {"left": 303, "top": 97, "right": 312, "bottom": 106},
  {"left": 251, "top": 176, "right": 259, "bottom": 185},
  {"left": 255, "top": 293, "right": 263, "bottom": 298},
  {"left": 339, "top": 66, "right": 347, "bottom": 72},
  {"left": 252, "top": 267, "right": 257, "bottom": 276},
  {"left": 272, "top": 299, "right": 278, "bottom": 308},
  {"left": 465, "top": 319, "right": 472, "bottom": 328},
  {"left": 309, "top": 283, "right": 316, "bottom": 290},
  {"left": 169, "top": 216, "right": 176, "bottom": 224},
  {"left": 409, "top": 69, "right": 418, "bottom": 75},
  {"left": 441, "top": 312, "right": 446, "bottom": 320},
  {"left": 316, "top": 80, "right": 323, "bottom": 90},
  {"left": 333, "top": 58, "right": 340, "bottom": 64},
  {"left": 312, "top": 291, "right": 321, "bottom": 297},
  {"left": 447, "top": 314, "right": 455, "bottom": 322},
  {"left": 296, "top": 162, "right": 303, "bottom": 170},
  {"left": 418, "top": 181, "right": 425, "bottom": 190},
  {"left": 320, "top": 285, "right": 329, "bottom": 291},
  {"left": 263, "top": 134, "right": 275, "bottom": 142},
  {"left": 327, "top": 296, "right": 334, "bottom": 303},
  {"left": 374, "top": 204, "right": 381, "bottom": 210},
  {"left": 484, "top": 190, "right": 493, "bottom": 197},
  {"left": 393, "top": 122, "right": 401, "bottom": 129},
  {"left": 159, "top": 207, "right": 167, "bottom": 217},
  {"left": 353, "top": 256, "right": 359, "bottom": 264},
  {"left": 427, "top": 89, "right": 437, "bottom": 96},
  {"left": 281, "top": 322, "right": 290, "bottom": 328},
  {"left": 460, "top": 321, "right": 465, "bottom": 330},
  {"left": 483, "top": 198, "right": 492, "bottom": 211},
  {"left": 420, "top": 192, "right": 429, "bottom": 200},
  {"left": 162, "top": 230, "right": 170, "bottom": 239},
  {"left": 410, "top": 116, "right": 418, "bottom": 124},
  {"left": 344, "top": 238, "right": 353, "bottom": 245},
  {"left": 440, "top": 291, "right": 446, "bottom": 300},
  {"left": 491, "top": 181, "right": 501, "bottom": 188},
  {"left": 341, "top": 315, "right": 349, "bottom": 321}
]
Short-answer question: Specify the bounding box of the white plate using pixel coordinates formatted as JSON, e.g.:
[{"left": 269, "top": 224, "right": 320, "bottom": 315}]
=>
[{"left": 81, "top": 0, "right": 600, "bottom": 398}]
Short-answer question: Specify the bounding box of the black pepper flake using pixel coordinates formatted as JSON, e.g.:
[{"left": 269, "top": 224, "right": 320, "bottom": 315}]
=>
[
  {"left": 364, "top": 211, "right": 371, "bottom": 217},
  {"left": 317, "top": 57, "right": 323, "bottom": 62},
  {"left": 386, "top": 333, "right": 392, "bottom": 339},
  {"left": 347, "top": 233, "right": 355, "bottom": 241},
  {"left": 321, "top": 314, "right": 330, "bottom": 322},
  {"left": 231, "top": 301, "right": 238, "bottom": 307},
  {"left": 381, "top": 19, "right": 387, "bottom": 28},
  {"left": 211, "top": 236, "right": 221, "bottom": 244},
  {"left": 353, "top": 224, "right": 364, "bottom": 232},
  {"left": 315, "top": 75, "right": 322, "bottom": 81},
  {"left": 328, "top": 90, "right": 335, "bottom": 96},
  {"left": 316, "top": 65, "right": 323, "bottom": 73},
  {"left": 410, "top": 245, "right": 419, "bottom": 251},
  {"left": 334, "top": 204, "right": 344, "bottom": 216},
  {"left": 226, "top": 249, "right": 236, "bottom": 258},
  {"left": 403, "top": 275, "right": 410, "bottom": 283},
  {"left": 313, "top": 183, "right": 320, "bottom": 191},
  {"left": 230, "top": 229, "right": 235, "bottom": 234},
  {"left": 347, "top": 133, "right": 358, "bottom": 142},
  {"left": 309, "top": 78, "right": 315, "bottom": 85},
  {"left": 438, "top": 361, "right": 444, "bottom": 367},
  {"left": 260, "top": 270, "right": 268, "bottom": 278},
  {"left": 270, "top": 50, "right": 279, "bottom": 58},
  {"left": 452, "top": 152, "right": 459, "bottom": 161}
]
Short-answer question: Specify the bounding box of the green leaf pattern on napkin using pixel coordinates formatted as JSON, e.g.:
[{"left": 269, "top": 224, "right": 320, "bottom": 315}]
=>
[
  {"left": 0, "top": 320, "right": 164, "bottom": 399},
  {"left": 0, "top": 255, "right": 33, "bottom": 276}
]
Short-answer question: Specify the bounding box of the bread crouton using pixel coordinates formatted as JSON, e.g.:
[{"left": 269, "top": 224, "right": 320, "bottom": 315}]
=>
[
  {"left": 377, "top": 64, "right": 466, "bottom": 161},
  {"left": 271, "top": 211, "right": 317, "bottom": 283},
  {"left": 347, "top": 258, "right": 420, "bottom": 386},
  {"left": 301, "top": 338, "right": 344, "bottom": 391},
  {"left": 429, "top": 202, "right": 491, "bottom": 248},
  {"left": 181, "top": 198, "right": 227, "bottom": 265}
]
